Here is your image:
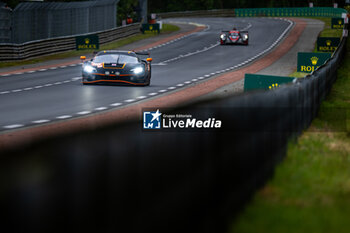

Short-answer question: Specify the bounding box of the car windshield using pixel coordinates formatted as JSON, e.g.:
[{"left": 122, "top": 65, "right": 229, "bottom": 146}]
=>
[
  {"left": 93, "top": 54, "right": 139, "bottom": 64},
  {"left": 230, "top": 32, "right": 239, "bottom": 36},
  {"left": 118, "top": 55, "right": 139, "bottom": 64}
]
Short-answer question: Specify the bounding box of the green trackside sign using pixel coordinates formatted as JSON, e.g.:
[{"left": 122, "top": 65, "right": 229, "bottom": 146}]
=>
[
  {"left": 317, "top": 37, "right": 340, "bottom": 52},
  {"left": 331, "top": 18, "right": 344, "bottom": 29},
  {"left": 297, "top": 52, "right": 331, "bottom": 73},
  {"left": 141, "top": 23, "right": 160, "bottom": 34},
  {"left": 244, "top": 74, "right": 295, "bottom": 91},
  {"left": 76, "top": 34, "right": 99, "bottom": 50}
]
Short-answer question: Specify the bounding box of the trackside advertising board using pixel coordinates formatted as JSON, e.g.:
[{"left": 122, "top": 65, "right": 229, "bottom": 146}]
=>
[
  {"left": 297, "top": 52, "right": 331, "bottom": 73},
  {"left": 76, "top": 34, "right": 99, "bottom": 50},
  {"left": 141, "top": 24, "right": 160, "bottom": 33},
  {"left": 317, "top": 37, "right": 340, "bottom": 52},
  {"left": 244, "top": 74, "right": 295, "bottom": 91},
  {"left": 331, "top": 18, "right": 344, "bottom": 29}
]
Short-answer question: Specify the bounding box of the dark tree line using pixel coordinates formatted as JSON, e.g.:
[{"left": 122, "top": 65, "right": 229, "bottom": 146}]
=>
[
  {"left": 149, "top": 0, "right": 345, "bottom": 13},
  {"left": 3, "top": 0, "right": 346, "bottom": 13}
]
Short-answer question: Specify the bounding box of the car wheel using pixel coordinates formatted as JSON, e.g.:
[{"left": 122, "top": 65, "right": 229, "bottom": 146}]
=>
[{"left": 143, "top": 74, "right": 151, "bottom": 86}]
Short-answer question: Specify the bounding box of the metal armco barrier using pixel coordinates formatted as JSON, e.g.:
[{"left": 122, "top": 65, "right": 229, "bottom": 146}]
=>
[
  {"left": 157, "top": 7, "right": 347, "bottom": 19},
  {"left": 235, "top": 7, "right": 346, "bottom": 17},
  {"left": 0, "top": 23, "right": 140, "bottom": 61},
  {"left": 157, "top": 9, "right": 235, "bottom": 18}
]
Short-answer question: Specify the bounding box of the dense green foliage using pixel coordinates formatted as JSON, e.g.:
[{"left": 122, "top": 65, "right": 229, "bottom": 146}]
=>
[
  {"left": 117, "top": 0, "right": 139, "bottom": 25},
  {"left": 4, "top": 0, "right": 347, "bottom": 11},
  {"left": 149, "top": 0, "right": 347, "bottom": 13}
]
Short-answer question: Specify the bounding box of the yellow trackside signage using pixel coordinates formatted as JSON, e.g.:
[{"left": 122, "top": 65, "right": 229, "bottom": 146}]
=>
[
  {"left": 141, "top": 23, "right": 160, "bottom": 34},
  {"left": 244, "top": 74, "right": 295, "bottom": 91},
  {"left": 331, "top": 18, "right": 344, "bottom": 29},
  {"left": 297, "top": 52, "right": 331, "bottom": 73},
  {"left": 317, "top": 37, "right": 340, "bottom": 52},
  {"left": 76, "top": 34, "right": 99, "bottom": 50}
]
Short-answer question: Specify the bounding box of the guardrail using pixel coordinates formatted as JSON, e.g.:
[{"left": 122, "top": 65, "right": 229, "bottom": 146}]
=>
[
  {"left": 157, "top": 7, "right": 347, "bottom": 19},
  {"left": 158, "top": 9, "right": 235, "bottom": 18},
  {"left": 1, "top": 7, "right": 346, "bottom": 61},
  {"left": 0, "top": 23, "right": 141, "bottom": 61}
]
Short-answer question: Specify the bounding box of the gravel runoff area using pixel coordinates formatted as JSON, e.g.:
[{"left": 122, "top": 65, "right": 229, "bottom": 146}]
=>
[{"left": 196, "top": 18, "right": 325, "bottom": 101}]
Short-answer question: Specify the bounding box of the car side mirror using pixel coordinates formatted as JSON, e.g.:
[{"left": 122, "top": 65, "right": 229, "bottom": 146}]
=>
[{"left": 146, "top": 58, "right": 153, "bottom": 62}]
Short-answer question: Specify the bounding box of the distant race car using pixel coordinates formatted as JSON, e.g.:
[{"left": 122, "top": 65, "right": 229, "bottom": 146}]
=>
[
  {"left": 220, "top": 29, "right": 249, "bottom": 45},
  {"left": 81, "top": 50, "right": 152, "bottom": 86}
]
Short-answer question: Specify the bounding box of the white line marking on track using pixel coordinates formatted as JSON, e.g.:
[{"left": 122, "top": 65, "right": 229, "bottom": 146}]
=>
[
  {"left": 0, "top": 91, "right": 10, "bottom": 94},
  {"left": 12, "top": 89, "right": 22, "bottom": 93},
  {"left": 177, "top": 84, "right": 184, "bottom": 87},
  {"left": 125, "top": 99, "right": 136, "bottom": 102},
  {"left": 56, "top": 115, "right": 72, "bottom": 119},
  {"left": 3, "top": 124, "right": 24, "bottom": 129},
  {"left": 32, "top": 119, "right": 50, "bottom": 124},
  {"left": 137, "top": 96, "right": 147, "bottom": 99},
  {"left": 50, "top": 67, "right": 57, "bottom": 70},
  {"left": 158, "top": 89, "right": 167, "bottom": 93},
  {"left": 95, "top": 107, "right": 107, "bottom": 111},
  {"left": 1, "top": 74, "right": 10, "bottom": 77},
  {"left": 77, "top": 111, "right": 91, "bottom": 115},
  {"left": 148, "top": 92, "right": 158, "bottom": 96},
  {"left": 23, "top": 87, "right": 33, "bottom": 91},
  {"left": 110, "top": 102, "right": 122, "bottom": 106},
  {"left": 168, "top": 86, "right": 176, "bottom": 90},
  {"left": 34, "top": 86, "right": 42, "bottom": 88},
  {"left": 39, "top": 69, "right": 47, "bottom": 72}
]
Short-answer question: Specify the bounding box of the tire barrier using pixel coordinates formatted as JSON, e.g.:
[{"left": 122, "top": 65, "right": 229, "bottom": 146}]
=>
[{"left": 0, "top": 23, "right": 141, "bottom": 61}]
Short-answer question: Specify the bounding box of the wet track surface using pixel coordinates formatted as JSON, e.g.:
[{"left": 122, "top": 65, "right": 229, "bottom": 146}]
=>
[{"left": 0, "top": 17, "right": 292, "bottom": 131}]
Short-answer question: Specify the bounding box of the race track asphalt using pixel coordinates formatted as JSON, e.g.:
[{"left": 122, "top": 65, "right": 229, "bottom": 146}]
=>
[{"left": 0, "top": 17, "right": 292, "bottom": 131}]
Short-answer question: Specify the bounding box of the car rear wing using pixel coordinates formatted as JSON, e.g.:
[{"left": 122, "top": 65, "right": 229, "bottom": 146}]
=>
[
  {"left": 135, "top": 51, "right": 150, "bottom": 57},
  {"left": 221, "top": 30, "right": 249, "bottom": 33}
]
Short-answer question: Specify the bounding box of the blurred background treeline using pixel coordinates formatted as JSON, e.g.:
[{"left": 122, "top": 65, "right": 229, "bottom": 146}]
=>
[{"left": 3, "top": 0, "right": 347, "bottom": 11}]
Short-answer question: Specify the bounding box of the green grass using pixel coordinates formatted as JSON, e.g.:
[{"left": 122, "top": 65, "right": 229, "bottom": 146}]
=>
[
  {"left": 229, "top": 21, "right": 350, "bottom": 233},
  {"left": 0, "top": 23, "right": 180, "bottom": 69},
  {"left": 289, "top": 71, "right": 309, "bottom": 78},
  {"left": 312, "top": 17, "right": 343, "bottom": 52},
  {"left": 289, "top": 17, "right": 343, "bottom": 79}
]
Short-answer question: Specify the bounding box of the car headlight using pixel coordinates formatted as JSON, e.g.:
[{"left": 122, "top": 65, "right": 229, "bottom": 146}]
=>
[
  {"left": 220, "top": 34, "right": 226, "bottom": 40},
  {"left": 131, "top": 66, "right": 144, "bottom": 75},
  {"left": 83, "top": 65, "right": 95, "bottom": 73},
  {"left": 243, "top": 34, "right": 248, "bottom": 41}
]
